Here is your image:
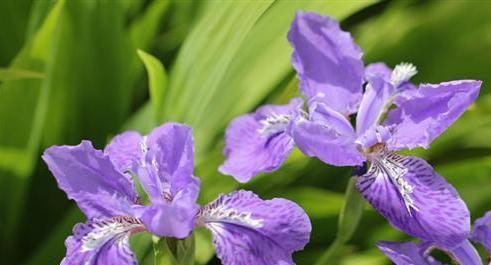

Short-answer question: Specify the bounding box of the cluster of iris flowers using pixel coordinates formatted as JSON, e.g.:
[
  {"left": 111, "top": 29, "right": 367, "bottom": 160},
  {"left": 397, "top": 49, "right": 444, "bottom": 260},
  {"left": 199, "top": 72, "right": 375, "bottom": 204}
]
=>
[{"left": 44, "top": 11, "right": 490, "bottom": 265}]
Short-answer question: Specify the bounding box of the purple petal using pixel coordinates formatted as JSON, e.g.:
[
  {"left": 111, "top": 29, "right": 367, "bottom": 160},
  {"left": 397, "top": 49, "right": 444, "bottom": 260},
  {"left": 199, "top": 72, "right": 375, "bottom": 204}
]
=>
[
  {"left": 365, "top": 62, "right": 392, "bottom": 81},
  {"left": 377, "top": 241, "right": 443, "bottom": 265},
  {"left": 134, "top": 181, "right": 200, "bottom": 238},
  {"left": 61, "top": 217, "right": 143, "bottom": 265},
  {"left": 356, "top": 153, "right": 470, "bottom": 248},
  {"left": 104, "top": 131, "right": 143, "bottom": 173},
  {"left": 292, "top": 102, "right": 364, "bottom": 166},
  {"left": 288, "top": 11, "right": 364, "bottom": 115},
  {"left": 198, "top": 190, "right": 311, "bottom": 265},
  {"left": 471, "top": 211, "right": 491, "bottom": 253},
  {"left": 137, "top": 123, "right": 198, "bottom": 200},
  {"left": 386, "top": 80, "right": 481, "bottom": 150},
  {"left": 219, "top": 99, "right": 303, "bottom": 183},
  {"left": 356, "top": 75, "right": 395, "bottom": 135},
  {"left": 42, "top": 141, "right": 138, "bottom": 219}
]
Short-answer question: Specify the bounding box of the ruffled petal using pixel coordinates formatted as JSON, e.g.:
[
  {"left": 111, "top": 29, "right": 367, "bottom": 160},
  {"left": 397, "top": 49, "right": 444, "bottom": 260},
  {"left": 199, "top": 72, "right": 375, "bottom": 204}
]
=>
[
  {"left": 133, "top": 181, "right": 200, "bottom": 238},
  {"left": 377, "top": 241, "right": 443, "bottom": 265},
  {"left": 386, "top": 80, "right": 481, "bottom": 150},
  {"left": 42, "top": 141, "right": 138, "bottom": 219},
  {"left": 471, "top": 211, "right": 491, "bottom": 253},
  {"left": 356, "top": 153, "right": 470, "bottom": 248},
  {"left": 198, "top": 190, "right": 311, "bottom": 265},
  {"left": 288, "top": 11, "right": 364, "bottom": 115},
  {"left": 137, "top": 123, "right": 198, "bottom": 200},
  {"left": 219, "top": 99, "right": 303, "bottom": 183},
  {"left": 61, "top": 217, "right": 143, "bottom": 265},
  {"left": 104, "top": 131, "right": 143, "bottom": 174},
  {"left": 356, "top": 75, "right": 395, "bottom": 135},
  {"left": 292, "top": 102, "right": 364, "bottom": 166}
]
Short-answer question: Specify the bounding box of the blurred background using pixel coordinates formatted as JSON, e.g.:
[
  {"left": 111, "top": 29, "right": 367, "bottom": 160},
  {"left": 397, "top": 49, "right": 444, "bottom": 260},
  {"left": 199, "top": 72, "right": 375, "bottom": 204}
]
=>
[{"left": 1, "top": 0, "right": 491, "bottom": 264}]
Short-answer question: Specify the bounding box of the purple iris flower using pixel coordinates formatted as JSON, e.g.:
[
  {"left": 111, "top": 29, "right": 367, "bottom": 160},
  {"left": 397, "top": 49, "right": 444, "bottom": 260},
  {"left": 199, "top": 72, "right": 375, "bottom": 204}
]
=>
[
  {"left": 43, "top": 123, "right": 311, "bottom": 265},
  {"left": 219, "top": 11, "right": 482, "bottom": 250},
  {"left": 377, "top": 211, "right": 491, "bottom": 265}
]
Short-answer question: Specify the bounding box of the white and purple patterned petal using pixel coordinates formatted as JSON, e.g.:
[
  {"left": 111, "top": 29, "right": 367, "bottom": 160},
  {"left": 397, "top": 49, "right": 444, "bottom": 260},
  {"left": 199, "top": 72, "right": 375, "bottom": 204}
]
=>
[
  {"left": 377, "top": 241, "right": 443, "bottom": 265},
  {"left": 198, "top": 190, "right": 311, "bottom": 265},
  {"left": 61, "top": 217, "right": 144, "bottom": 265},
  {"left": 104, "top": 131, "right": 143, "bottom": 174},
  {"left": 357, "top": 153, "right": 470, "bottom": 248},
  {"left": 42, "top": 141, "right": 138, "bottom": 219},
  {"left": 219, "top": 98, "right": 303, "bottom": 183},
  {"left": 288, "top": 11, "right": 364, "bottom": 115},
  {"left": 133, "top": 180, "right": 200, "bottom": 238},
  {"left": 386, "top": 80, "right": 481, "bottom": 150},
  {"left": 471, "top": 211, "right": 491, "bottom": 253},
  {"left": 292, "top": 102, "right": 364, "bottom": 166},
  {"left": 356, "top": 75, "right": 395, "bottom": 135}
]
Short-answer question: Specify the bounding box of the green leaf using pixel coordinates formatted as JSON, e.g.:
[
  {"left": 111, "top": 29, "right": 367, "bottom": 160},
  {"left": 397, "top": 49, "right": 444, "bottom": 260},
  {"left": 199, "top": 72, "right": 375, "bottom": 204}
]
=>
[
  {"left": 154, "top": 236, "right": 195, "bottom": 265},
  {"left": 0, "top": 68, "right": 44, "bottom": 81},
  {"left": 137, "top": 49, "right": 167, "bottom": 123},
  {"left": 314, "top": 177, "right": 365, "bottom": 265}
]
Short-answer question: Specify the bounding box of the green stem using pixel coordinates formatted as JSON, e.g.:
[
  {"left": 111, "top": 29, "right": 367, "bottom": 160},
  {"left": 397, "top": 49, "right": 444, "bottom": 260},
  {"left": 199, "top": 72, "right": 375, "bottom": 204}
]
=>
[
  {"left": 314, "top": 176, "right": 365, "bottom": 265},
  {"left": 153, "top": 235, "right": 196, "bottom": 265}
]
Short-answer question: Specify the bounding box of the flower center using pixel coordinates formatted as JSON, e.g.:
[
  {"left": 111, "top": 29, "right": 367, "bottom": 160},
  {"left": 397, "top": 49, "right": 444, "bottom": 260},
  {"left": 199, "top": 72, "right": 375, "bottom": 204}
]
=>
[
  {"left": 391, "top": 62, "right": 417, "bottom": 87},
  {"left": 258, "top": 114, "right": 291, "bottom": 136}
]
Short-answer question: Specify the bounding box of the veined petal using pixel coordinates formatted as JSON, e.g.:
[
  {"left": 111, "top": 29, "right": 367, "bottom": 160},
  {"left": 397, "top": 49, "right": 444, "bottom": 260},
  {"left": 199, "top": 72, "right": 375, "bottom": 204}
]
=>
[
  {"left": 133, "top": 181, "right": 200, "bottom": 238},
  {"left": 471, "top": 211, "right": 491, "bottom": 253},
  {"left": 198, "top": 190, "right": 311, "bottom": 265},
  {"left": 219, "top": 99, "right": 303, "bottom": 183},
  {"left": 43, "top": 141, "right": 138, "bottom": 219},
  {"left": 377, "top": 241, "right": 443, "bottom": 265},
  {"left": 386, "top": 80, "right": 482, "bottom": 150},
  {"left": 62, "top": 217, "right": 143, "bottom": 265},
  {"left": 292, "top": 102, "right": 364, "bottom": 166},
  {"left": 137, "top": 123, "right": 198, "bottom": 200},
  {"left": 288, "top": 11, "right": 363, "bottom": 115},
  {"left": 104, "top": 131, "right": 143, "bottom": 174},
  {"left": 356, "top": 153, "right": 470, "bottom": 248},
  {"left": 356, "top": 75, "right": 395, "bottom": 135}
]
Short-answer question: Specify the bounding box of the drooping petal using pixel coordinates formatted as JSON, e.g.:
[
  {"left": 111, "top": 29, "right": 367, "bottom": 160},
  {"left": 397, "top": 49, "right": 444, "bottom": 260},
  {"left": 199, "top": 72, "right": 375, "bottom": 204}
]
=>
[
  {"left": 42, "top": 141, "right": 138, "bottom": 219},
  {"left": 376, "top": 241, "right": 443, "bottom": 265},
  {"left": 61, "top": 217, "right": 143, "bottom": 265},
  {"left": 219, "top": 98, "right": 303, "bottom": 183},
  {"left": 288, "top": 11, "right": 364, "bottom": 115},
  {"left": 356, "top": 75, "right": 395, "bottom": 135},
  {"left": 198, "top": 190, "right": 311, "bottom": 265},
  {"left": 104, "top": 131, "right": 143, "bottom": 173},
  {"left": 356, "top": 153, "right": 470, "bottom": 248},
  {"left": 137, "top": 123, "right": 198, "bottom": 200},
  {"left": 134, "top": 180, "right": 200, "bottom": 238},
  {"left": 471, "top": 211, "right": 491, "bottom": 253},
  {"left": 386, "top": 80, "right": 481, "bottom": 150},
  {"left": 292, "top": 102, "right": 364, "bottom": 166}
]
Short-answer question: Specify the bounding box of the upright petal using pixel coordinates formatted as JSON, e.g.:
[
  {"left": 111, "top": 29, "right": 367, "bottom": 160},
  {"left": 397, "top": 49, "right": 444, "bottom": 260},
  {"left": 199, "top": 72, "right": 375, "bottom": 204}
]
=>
[
  {"left": 219, "top": 99, "right": 303, "bottom": 183},
  {"left": 198, "top": 190, "right": 311, "bottom": 265},
  {"left": 386, "top": 80, "right": 481, "bottom": 150},
  {"left": 356, "top": 75, "right": 395, "bottom": 135},
  {"left": 104, "top": 131, "right": 143, "bottom": 173},
  {"left": 292, "top": 102, "right": 364, "bottom": 166},
  {"left": 134, "top": 180, "right": 200, "bottom": 238},
  {"left": 365, "top": 62, "right": 392, "bottom": 81},
  {"left": 43, "top": 141, "right": 138, "bottom": 219},
  {"left": 377, "top": 241, "right": 443, "bottom": 265},
  {"left": 288, "top": 12, "right": 364, "bottom": 115},
  {"left": 356, "top": 153, "right": 470, "bottom": 248},
  {"left": 471, "top": 211, "right": 491, "bottom": 253},
  {"left": 61, "top": 217, "right": 144, "bottom": 265}
]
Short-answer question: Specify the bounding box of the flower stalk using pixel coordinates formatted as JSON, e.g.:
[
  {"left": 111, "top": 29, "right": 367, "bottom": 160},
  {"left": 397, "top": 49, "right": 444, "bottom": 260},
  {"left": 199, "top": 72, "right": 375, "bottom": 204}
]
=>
[{"left": 153, "top": 235, "right": 195, "bottom": 265}]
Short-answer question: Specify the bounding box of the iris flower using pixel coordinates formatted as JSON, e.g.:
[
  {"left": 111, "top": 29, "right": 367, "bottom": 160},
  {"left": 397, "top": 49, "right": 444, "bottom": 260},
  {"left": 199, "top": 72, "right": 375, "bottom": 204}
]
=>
[
  {"left": 219, "top": 11, "right": 482, "bottom": 251},
  {"left": 377, "top": 211, "right": 491, "bottom": 265},
  {"left": 43, "top": 123, "right": 311, "bottom": 265}
]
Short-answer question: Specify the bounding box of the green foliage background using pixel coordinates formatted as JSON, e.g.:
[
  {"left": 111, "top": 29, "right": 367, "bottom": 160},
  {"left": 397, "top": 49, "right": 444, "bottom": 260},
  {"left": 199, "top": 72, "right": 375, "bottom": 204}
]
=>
[{"left": 1, "top": 0, "right": 490, "bottom": 264}]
